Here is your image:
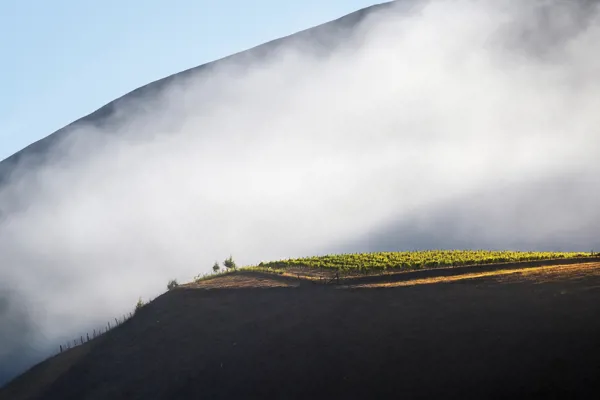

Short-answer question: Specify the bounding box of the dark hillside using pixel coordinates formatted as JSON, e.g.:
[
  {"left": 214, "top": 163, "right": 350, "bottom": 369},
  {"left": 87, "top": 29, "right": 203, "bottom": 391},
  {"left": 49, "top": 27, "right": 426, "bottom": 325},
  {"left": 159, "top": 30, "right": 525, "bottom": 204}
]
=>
[{"left": 2, "top": 266, "right": 599, "bottom": 399}]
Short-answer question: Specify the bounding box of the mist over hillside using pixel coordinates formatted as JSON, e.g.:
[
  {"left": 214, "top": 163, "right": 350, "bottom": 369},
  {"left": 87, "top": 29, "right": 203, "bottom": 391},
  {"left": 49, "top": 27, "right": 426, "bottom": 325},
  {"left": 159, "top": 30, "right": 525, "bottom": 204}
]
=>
[{"left": 2, "top": 0, "right": 600, "bottom": 385}]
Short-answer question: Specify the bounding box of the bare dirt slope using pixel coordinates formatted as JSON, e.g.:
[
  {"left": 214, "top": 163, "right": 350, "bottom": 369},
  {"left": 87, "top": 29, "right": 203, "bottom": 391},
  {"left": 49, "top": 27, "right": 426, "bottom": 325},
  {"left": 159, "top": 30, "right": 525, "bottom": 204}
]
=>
[{"left": 2, "top": 263, "right": 599, "bottom": 399}]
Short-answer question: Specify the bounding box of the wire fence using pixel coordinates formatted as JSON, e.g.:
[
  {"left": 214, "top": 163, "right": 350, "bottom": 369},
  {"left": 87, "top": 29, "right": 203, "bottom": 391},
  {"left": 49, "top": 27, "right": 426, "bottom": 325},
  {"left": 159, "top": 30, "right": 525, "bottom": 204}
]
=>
[
  {"left": 56, "top": 311, "right": 134, "bottom": 354},
  {"left": 52, "top": 254, "right": 600, "bottom": 354}
]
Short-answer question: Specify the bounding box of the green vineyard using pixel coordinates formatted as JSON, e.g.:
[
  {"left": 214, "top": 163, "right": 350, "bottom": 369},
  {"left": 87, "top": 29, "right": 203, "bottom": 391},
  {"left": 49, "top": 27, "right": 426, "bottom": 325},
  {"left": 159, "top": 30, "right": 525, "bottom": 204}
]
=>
[{"left": 256, "top": 250, "right": 594, "bottom": 273}]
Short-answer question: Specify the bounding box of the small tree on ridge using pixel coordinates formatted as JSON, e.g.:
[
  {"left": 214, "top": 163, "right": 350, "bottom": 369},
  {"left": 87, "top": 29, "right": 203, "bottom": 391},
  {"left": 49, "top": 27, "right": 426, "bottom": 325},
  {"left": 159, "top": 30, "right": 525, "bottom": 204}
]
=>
[
  {"left": 167, "top": 279, "right": 179, "bottom": 291},
  {"left": 223, "top": 256, "right": 237, "bottom": 271},
  {"left": 134, "top": 297, "right": 145, "bottom": 314}
]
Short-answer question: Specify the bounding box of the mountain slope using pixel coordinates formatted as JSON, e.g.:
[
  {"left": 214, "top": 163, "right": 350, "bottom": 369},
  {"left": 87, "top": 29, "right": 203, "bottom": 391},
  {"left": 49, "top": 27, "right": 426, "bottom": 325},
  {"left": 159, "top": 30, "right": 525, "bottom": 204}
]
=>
[
  {"left": 1, "top": 266, "right": 599, "bottom": 399},
  {"left": 0, "top": 1, "right": 394, "bottom": 186},
  {"left": 0, "top": 1, "right": 396, "bottom": 385},
  {"left": 2, "top": 0, "right": 600, "bottom": 390}
]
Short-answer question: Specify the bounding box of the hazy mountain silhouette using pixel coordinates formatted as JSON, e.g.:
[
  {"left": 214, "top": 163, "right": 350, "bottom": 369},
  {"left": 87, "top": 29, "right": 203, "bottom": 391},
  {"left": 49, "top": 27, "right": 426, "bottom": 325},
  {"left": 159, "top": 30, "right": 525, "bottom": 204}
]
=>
[
  {"left": 2, "top": 0, "right": 600, "bottom": 390},
  {"left": 0, "top": 1, "right": 396, "bottom": 386},
  {"left": 0, "top": 1, "right": 394, "bottom": 187}
]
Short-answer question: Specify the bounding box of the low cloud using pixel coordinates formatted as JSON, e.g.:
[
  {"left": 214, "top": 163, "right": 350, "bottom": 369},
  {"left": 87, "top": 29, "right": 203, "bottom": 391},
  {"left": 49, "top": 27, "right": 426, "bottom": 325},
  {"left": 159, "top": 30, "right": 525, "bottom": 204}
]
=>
[{"left": 1, "top": 0, "right": 599, "bottom": 384}]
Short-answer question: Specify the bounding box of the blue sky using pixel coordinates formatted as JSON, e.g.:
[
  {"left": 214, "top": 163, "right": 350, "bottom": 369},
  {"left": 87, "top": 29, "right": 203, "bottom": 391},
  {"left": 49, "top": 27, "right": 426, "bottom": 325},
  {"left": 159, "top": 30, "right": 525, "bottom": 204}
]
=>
[{"left": 0, "top": 0, "right": 381, "bottom": 160}]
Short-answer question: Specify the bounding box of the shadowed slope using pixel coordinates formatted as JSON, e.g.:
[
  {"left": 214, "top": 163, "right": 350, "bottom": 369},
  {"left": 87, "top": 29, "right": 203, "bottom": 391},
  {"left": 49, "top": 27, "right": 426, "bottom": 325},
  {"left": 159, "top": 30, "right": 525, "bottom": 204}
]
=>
[
  {"left": 2, "top": 264, "right": 599, "bottom": 399},
  {"left": 0, "top": 0, "right": 598, "bottom": 390}
]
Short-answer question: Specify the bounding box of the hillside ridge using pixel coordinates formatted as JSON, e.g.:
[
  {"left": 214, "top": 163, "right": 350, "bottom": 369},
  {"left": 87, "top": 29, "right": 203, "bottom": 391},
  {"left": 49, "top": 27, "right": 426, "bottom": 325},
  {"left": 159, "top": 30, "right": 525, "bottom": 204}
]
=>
[
  {"left": 0, "top": 1, "right": 394, "bottom": 185},
  {"left": 2, "top": 256, "right": 599, "bottom": 399}
]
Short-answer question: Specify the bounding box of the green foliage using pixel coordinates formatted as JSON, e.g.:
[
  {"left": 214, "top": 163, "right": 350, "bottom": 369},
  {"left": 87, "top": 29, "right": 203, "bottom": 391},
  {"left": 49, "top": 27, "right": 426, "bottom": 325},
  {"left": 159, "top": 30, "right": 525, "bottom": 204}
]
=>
[
  {"left": 245, "top": 266, "right": 285, "bottom": 275},
  {"left": 213, "top": 261, "right": 221, "bottom": 273},
  {"left": 134, "top": 297, "right": 145, "bottom": 314},
  {"left": 167, "top": 279, "right": 179, "bottom": 291},
  {"left": 223, "top": 256, "right": 237, "bottom": 270},
  {"left": 256, "top": 250, "right": 592, "bottom": 273}
]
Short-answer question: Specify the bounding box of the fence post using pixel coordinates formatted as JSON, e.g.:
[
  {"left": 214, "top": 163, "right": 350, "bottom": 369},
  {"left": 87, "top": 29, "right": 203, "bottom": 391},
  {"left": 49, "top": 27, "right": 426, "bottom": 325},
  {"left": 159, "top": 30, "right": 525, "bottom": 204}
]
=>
[{"left": 80, "top": 336, "right": 84, "bottom": 345}]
